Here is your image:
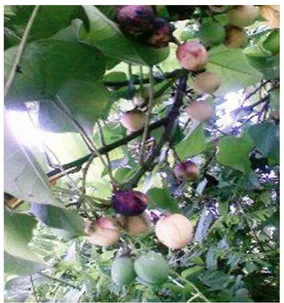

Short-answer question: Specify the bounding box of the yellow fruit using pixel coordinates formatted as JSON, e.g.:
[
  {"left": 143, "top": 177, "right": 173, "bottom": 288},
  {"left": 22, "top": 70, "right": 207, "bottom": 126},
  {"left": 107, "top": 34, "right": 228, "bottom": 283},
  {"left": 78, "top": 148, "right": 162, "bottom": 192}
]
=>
[
  {"left": 120, "top": 110, "right": 146, "bottom": 132},
  {"left": 260, "top": 6, "right": 280, "bottom": 28},
  {"left": 193, "top": 72, "right": 221, "bottom": 94},
  {"left": 84, "top": 217, "right": 121, "bottom": 247},
  {"left": 225, "top": 25, "right": 247, "bottom": 48},
  {"left": 227, "top": 6, "right": 259, "bottom": 27},
  {"left": 155, "top": 214, "right": 194, "bottom": 249},
  {"left": 185, "top": 100, "right": 214, "bottom": 122},
  {"left": 117, "top": 212, "right": 151, "bottom": 236}
]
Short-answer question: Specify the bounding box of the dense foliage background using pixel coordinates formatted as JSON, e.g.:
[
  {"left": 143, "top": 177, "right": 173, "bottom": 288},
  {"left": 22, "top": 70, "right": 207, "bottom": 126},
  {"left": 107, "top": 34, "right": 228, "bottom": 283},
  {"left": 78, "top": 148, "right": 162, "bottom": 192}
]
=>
[{"left": 4, "top": 5, "right": 279, "bottom": 302}]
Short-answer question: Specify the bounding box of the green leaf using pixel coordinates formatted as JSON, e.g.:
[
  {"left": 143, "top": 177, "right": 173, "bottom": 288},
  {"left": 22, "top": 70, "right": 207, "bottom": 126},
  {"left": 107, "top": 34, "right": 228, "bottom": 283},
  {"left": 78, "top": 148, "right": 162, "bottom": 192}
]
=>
[
  {"left": 176, "top": 123, "right": 207, "bottom": 160},
  {"left": 200, "top": 270, "right": 232, "bottom": 290},
  {"left": 31, "top": 203, "right": 85, "bottom": 238},
  {"left": 181, "top": 266, "right": 203, "bottom": 278},
  {"left": 79, "top": 6, "right": 169, "bottom": 65},
  {"left": 247, "top": 121, "right": 279, "bottom": 165},
  {"left": 270, "top": 89, "right": 279, "bottom": 111},
  {"left": 4, "top": 209, "right": 44, "bottom": 263},
  {"left": 217, "top": 134, "right": 253, "bottom": 174},
  {"left": 4, "top": 114, "right": 60, "bottom": 206},
  {"left": 207, "top": 45, "right": 263, "bottom": 95},
  {"left": 4, "top": 251, "right": 45, "bottom": 275},
  {"left": 146, "top": 187, "right": 179, "bottom": 213}
]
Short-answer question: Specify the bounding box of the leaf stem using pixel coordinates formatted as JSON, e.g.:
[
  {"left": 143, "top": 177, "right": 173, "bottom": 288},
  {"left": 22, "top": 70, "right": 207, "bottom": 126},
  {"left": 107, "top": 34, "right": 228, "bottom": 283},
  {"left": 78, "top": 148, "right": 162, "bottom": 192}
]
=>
[{"left": 38, "top": 272, "right": 81, "bottom": 290}]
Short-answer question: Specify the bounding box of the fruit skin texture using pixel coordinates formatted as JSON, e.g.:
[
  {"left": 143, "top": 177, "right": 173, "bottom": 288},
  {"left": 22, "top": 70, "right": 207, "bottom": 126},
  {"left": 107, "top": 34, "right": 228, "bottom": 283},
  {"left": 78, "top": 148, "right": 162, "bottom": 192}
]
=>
[
  {"left": 176, "top": 41, "right": 208, "bottom": 71},
  {"left": 263, "top": 29, "right": 280, "bottom": 55},
  {"left": 84, "top": 217, "right": 121, "bottom": 247},
  {"left": 116, "top": 6, "right": 155, "bottom": 35},
  {"left": 260, "top": 6, "right": 279, "bottom": 28},
  {"left": 173, "top": 159, "right": 199, "bottom": 182},
  {"left": 120, "top": 110, "right": 146, "bottom": 132},
  {"left": 134, "top": 251, "right": 169, "bottom": 285},
  {"left": 111, "top": 256, "right": 136, "bottom": 286},
  {"left": 199, "top": 21, "right": 226, "bottom": 46},
  {"left": 112, "top": 190, "right": 148, "bottom": 216},
  {"left": 209, "top": 5, "right": 231, "bottom": 13},
  {"left": 117, "top": 212, "right": 151, "bottom": 235},
  {"left": 193, "top": 72, "right": 221, "bottom": 94},
  {"left": 225, "top": 25, "right": 247, "bottom": 48},
  {"left": 185, "top": 100, "right": 214, "bottom": 122},
  {"left": 155, "top": 214, "right": 194, "bottom": 249},
  {"left": 227, "top": 6, "right": 259, "bottom": 28}
]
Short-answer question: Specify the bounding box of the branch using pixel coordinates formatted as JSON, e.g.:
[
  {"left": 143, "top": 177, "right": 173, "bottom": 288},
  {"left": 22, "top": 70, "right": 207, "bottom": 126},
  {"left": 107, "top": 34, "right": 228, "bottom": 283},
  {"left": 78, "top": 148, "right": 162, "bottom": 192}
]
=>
[{"left": 4, "top": 5, "right": 40, "bottom": 97}]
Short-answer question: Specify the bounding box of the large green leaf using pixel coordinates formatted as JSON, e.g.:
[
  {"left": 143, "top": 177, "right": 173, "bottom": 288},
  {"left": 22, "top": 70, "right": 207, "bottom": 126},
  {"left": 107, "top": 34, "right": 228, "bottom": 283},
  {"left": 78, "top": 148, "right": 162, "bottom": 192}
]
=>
[
  {"left": 4, "top": 114, "right": 60, "bottom": 206},
  {"left": 175, "top": 123, "right": 207, "bottom": 160},
  {"left": 247, "top": 122, "right": 279, "bottom": 165},
  {"left": 146, "top": 187, "right": 179, "bottom": 212},
  {"left": 4, "top": 209, "right": 44, "bottom": 263},
  {"left": 79, "top": 6, "right": 170, "bottom": 65},
  {"left": 4, "top": 251, "right": 45, "bottom": 276},
  {"left": 207, "top": 45, "right": 263, "bottom": 95},
  {"left": 217, "top": 133, "right": 253, "bottom": 174}
]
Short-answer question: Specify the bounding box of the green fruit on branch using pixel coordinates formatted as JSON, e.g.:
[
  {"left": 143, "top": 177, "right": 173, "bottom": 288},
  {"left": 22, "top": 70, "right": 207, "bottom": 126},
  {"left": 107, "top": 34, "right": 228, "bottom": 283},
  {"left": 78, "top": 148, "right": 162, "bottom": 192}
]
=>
[
  {"left": 120, "top": 110, "right": 146, "bottom": 132},
  {"left": 117, "top": 212, "right": 151, "bottom": 235},
  {"left": 208, "top": 5, "right": 231, "bottom": 13},
  {"left": 185, "top": 100, "right": 214, "bottom": 122},
  {"left": 134, "top": 251, "right": 169, "bottom": 285},
  {"left": 173, "top": 159, "right": 199, "bottom": 181},
  {"left": 193, "top": 71, "right": 221, "bottom": 94},
  {"left": 116, "top": 5, "right": 155, "bottom": 35},
  {"left": 227, "top": 5, "right": 259, "bottom": 28},
  {"left": 176, "top": 41, "right": 208, "bottom": 71},
  {"left": 84, "top": 217, "right": 121, "bottom": 247},
  {"left": 225, "top": 25, "right": 247, "bottom": 48},
  {"left": 263, "top": 29, "right": 280, "bottom": 55},
  {"left": 112, "top": 190, "right": 148, "bottom": 216},
  {"left": 111, "top": 256, "right": 136, "bottom": 286},
  {"left": 199, "top": 21, "right": 226, "bottom": 46},
  {"left": 155, "top": 214, "right": 194, "bottom": 249}
]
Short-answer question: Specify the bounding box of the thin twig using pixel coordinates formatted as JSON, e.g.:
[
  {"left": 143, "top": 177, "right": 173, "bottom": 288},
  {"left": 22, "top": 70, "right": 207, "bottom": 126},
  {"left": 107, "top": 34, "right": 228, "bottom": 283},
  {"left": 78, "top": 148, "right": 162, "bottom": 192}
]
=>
[
  {"left": 38, "top": 272, "right": 81, "bottom": 290},
  {"left": 4, "top": 5, "right": 40, "bottom": 97},
  {"left": 30, "top": 275, "right": 39, "bottom": 303}
]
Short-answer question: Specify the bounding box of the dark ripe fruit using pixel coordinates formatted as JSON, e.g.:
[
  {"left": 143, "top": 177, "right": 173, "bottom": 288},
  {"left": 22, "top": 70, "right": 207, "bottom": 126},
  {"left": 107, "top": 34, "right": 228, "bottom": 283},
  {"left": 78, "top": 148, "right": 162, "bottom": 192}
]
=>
[
  {"left": 112, "top": 190, "right": 147, "bottom": 216},
  {"left": 176, "top": 41, "right": 208, "bottom": 71},
  {"left": 145, "top": 17, "right": 175, "bottom": 48},
  {"left": 199, "top": 21, "right": 226, "bottom": 46},
  {"left": 193, "top": 72, "right": 221, "bottom": 94},
  {"left": 225, "top": 25, "right": 247, "bottom": 48},
  {"left": 155, "top": 214, "right": 194, "bottom": 249},
  {"left": 185, "top": 100, "right": 214, "bottom": 122},
  {"left": 84, "top": 217, "right": 121, "bottom": 247},
  {"left": 209, "top": 5, "right": 231, "bottom": 13},
  {"left": 173, "top": 159, "right": 199, "bottom": 182},
  {"left": 117, "top": 212, "right": 151, "bottom": 235},
  {"left": 111, "top": 256, "right": 136, "bottom": 286},
  {"left": 263, "top": 29, "right": 280, "bottom": 55},
  {"left": 227, "top": 6, "right": 259, "bottom": 28},
  {"left": 116, "top": 5, "right": 155, "bottom": 35},
  {"left": 120, "top": 110, "right": 146, "bottom": 132},
  {"left": 134, "top": 251, "right": 169, "bottom": 285}
]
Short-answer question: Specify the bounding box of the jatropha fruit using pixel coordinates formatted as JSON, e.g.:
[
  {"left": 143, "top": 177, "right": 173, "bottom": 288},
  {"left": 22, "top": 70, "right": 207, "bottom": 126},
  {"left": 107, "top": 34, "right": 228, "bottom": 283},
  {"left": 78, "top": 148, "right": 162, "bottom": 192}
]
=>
[
  {"left": 112, "top": 190, "right": 148, "bottom": 216},
  {"left": 173, "top": 159, "right": 199, "bottom": 182},
  {"left": 111, "top": 256, "right": 136, "bottom": 286},
  {"left": 120, "top": 110, "right": 146, "bottom": 132},
  {"left": 155, "top": 214, "right": 194, "bottom": 249},
  {"left": 225, "top": 25, "right": 247, "bottom": 48},
  {"left": 116, "top": 5, "right": 155, "bottom": 35},
  {"left": 84, "top": 217, "right": 121, "bottom": 247},
  {"left": 227, "top": 5, "right": 259, "bottom": 28},
  {"left": 185, "top": 100, "right": 214, "bottom": 122},
  {"left": 117, "top": 212, "right": 151, "bottom": 235},
  {"left": 208, "top": 5, "right": 231, "bottom": 13},
  {"left": 176, "top": 41, "right": 208, "bottom": 71},
  {"left": 193, "top": 72, "right": 221, "bottom": 94}
]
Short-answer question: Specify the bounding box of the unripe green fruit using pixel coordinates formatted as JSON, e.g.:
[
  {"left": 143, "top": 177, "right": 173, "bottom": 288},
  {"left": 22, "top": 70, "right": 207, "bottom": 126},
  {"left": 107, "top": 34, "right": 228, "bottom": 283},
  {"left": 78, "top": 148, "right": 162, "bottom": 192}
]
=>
[
  {"left": 199, "top": 21, "right": 226, "bottom": 46},
  {"left": 263, "top": 29, "right": 280, "bottom": 55},
  {"left": 225, "top": 25, "right": 247, "bottom": 48},
  {"left": 120, "top": 110, "right": 146, "bottom": 132},
  {"left": 227, "top": 5, "right": 259, "bottom": 28},
  {"left": 134, "top": 251, "right": 169, "bottom": 285},
  {"left": 193, "top": 72, "right": 221, "bottom": 94},
  {"left": 111, "top": 256, "right": 136, "bottom": 286}
]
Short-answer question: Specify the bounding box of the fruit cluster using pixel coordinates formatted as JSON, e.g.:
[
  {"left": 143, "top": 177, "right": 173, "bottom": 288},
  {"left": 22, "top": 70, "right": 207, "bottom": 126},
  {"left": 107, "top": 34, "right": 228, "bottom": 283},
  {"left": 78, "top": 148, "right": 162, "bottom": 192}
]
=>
[{"left": 116, "top": 5, "right": 175, "bottom": 48}]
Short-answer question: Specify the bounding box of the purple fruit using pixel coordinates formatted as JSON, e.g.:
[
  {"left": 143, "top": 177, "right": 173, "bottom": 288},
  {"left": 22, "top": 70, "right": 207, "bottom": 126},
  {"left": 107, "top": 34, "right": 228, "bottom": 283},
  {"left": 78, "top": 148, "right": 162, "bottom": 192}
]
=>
[{"left": 112, "top": 190, "right": 148, "bottom": 216}]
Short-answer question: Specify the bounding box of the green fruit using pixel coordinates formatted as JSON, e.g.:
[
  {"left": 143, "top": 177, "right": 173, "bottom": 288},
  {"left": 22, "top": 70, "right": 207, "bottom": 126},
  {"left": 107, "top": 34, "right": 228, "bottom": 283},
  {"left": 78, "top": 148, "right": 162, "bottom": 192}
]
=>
[
  {"left": 263, "top": 29, "right": 280, "bottom": 55},
  {"left": 199, "top": 21, "right": 226, "bottom": 46},
  {"left": 111, "top": 256, "right": 136, "bottom": 286},
  {"left": 134, "top": 252, "right": 169, "bottom": 285}
]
